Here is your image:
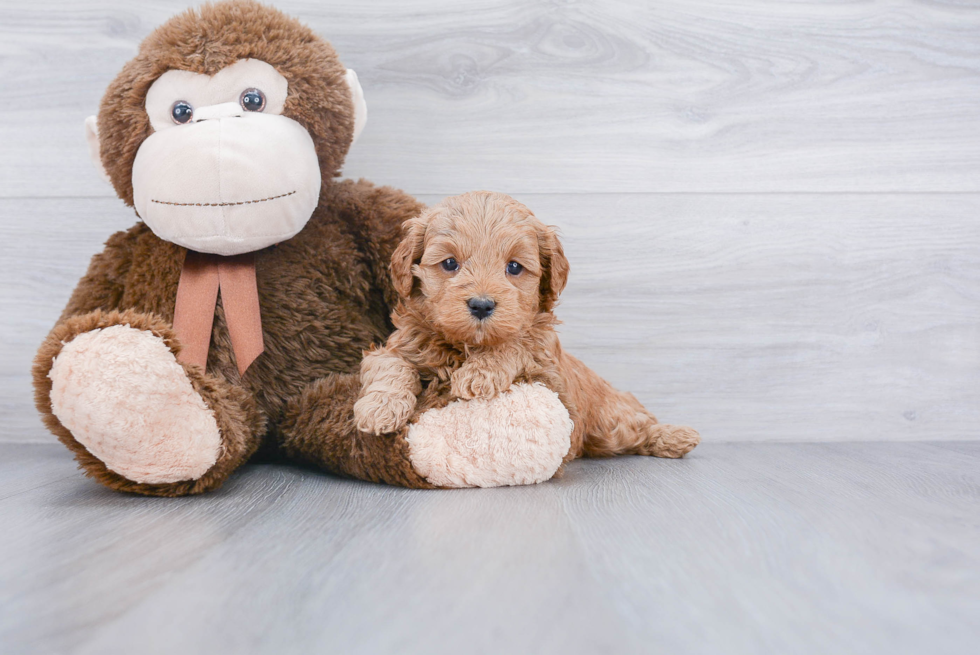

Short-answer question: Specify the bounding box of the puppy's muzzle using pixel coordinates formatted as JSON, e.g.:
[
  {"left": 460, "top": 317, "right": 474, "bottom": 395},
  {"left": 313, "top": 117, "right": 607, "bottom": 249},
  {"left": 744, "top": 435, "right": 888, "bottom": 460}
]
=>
[{"left": 467, "top": 297, "right": 496, "bottom": 320}]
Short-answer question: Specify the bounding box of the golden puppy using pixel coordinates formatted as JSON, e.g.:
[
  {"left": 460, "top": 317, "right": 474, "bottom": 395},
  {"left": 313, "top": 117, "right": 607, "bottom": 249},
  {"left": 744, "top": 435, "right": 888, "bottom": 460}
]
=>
[{"left": 354, "top": 191, "right": 699, "bottom": 461}]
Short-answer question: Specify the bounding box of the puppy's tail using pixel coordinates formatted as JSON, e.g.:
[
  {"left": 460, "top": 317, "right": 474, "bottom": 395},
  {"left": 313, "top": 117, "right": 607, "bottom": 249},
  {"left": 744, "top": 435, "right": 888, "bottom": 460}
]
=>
[{"left": 634, "top": 418, "right": 701, "bottom": 459}]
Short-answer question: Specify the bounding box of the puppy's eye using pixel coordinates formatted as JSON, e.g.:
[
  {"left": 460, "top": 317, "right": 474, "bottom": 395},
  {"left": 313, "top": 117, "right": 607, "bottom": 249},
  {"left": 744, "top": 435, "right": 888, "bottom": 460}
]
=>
[
  {"left": 506, "top": 261, "right": 524, "bottom": 276},
  {"left": 171, "top": 101, "right": 194, "bottom": 124},
  {"left": 441, "top": 258, "right": 459, "bottom": 272},
  {"left": 240, "top": 88, "right": 266, "bottom": 112}
]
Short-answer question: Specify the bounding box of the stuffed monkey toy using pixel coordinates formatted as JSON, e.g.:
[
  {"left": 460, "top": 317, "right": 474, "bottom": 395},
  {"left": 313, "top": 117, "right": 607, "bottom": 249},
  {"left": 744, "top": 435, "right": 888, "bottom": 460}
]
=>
[{"left": 33, "top": 0, "right": 578, "bottom": 495}]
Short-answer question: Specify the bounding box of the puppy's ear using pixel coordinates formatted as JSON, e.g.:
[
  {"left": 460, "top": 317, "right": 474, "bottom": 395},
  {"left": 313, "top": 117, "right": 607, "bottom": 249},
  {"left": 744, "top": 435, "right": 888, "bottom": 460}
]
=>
[
  {"left": 538, "top": 226, "right": 569, "bottom": 310},
  {"left": 391, "top": 215, "right": 428, "bottom": 298}
]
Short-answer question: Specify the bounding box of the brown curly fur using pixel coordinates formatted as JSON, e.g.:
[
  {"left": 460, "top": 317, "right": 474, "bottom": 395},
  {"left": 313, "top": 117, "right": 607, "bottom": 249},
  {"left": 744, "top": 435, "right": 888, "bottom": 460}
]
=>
[
  {"left": 354, "top": 191, "right": 700, "bottom": 461},
  {"left": 32, "top": 0, "right": 430, "bottom": 495}
]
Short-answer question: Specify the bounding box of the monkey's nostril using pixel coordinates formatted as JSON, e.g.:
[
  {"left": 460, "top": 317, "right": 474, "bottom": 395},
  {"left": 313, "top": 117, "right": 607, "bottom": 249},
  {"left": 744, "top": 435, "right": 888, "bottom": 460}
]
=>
[{"left": 467, "top": 297, "right": 496, "bottom": 320}]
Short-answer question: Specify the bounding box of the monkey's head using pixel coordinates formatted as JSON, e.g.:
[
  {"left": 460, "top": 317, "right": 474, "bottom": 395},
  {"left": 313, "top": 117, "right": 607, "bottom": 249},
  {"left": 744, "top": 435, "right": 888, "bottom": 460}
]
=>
[{"left": 86, "top": 0, "right": 367, "bottom": 256}]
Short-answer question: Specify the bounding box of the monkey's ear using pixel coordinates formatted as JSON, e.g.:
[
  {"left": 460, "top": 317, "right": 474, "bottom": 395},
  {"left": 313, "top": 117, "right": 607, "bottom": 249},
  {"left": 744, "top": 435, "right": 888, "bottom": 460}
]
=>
[
  {"left": 390, "top": 215, "right": 428, "bottom": 298},
  {"left": 84, "top": 116, "right": 112, "bottom": 186},
  {"left": 345, "top": 69, "right": 368, "bottom": 146},
  {"left": 539, "top": 226, "right": 569, "bottom": 310}
]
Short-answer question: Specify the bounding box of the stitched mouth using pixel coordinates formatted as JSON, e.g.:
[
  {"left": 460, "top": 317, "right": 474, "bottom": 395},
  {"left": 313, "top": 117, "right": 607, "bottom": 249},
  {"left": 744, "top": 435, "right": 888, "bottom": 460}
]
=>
[{"left": 150, "top": 190, "right": 296, "bottom": 207}]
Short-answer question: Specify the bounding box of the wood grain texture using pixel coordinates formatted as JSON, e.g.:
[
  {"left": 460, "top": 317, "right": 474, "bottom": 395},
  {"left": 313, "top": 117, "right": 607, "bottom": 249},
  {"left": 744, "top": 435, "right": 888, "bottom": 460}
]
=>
[
  {"left": 1, "top": 0, "right": 980, "bottom": 196},
  {"left": 0, "top": 441, "right": 977, "bottom": 654},
  {"left": 5, "top": 193, "right": 977, "bottom": 443}
]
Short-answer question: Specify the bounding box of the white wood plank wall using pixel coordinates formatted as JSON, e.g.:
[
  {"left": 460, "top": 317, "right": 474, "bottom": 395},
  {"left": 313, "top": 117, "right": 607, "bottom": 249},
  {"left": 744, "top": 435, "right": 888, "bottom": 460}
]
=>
[{"left": 1, "top": 1, "right": 977, "bottom": 443}]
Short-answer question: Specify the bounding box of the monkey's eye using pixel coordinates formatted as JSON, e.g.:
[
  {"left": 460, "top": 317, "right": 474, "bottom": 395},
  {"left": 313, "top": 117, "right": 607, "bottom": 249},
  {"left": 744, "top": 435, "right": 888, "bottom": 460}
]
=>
[
  {"left": 171, "top": 101, "right": 194, "bottom": 124},
  {"left": 441, "top": 258, "right": 459, "bottom": 272},
  {"left": 506, "top": 261, "right": 524, "bottom": 276},
  {"left": 240, "top": 88, "right": 266, "bottom": 112}
]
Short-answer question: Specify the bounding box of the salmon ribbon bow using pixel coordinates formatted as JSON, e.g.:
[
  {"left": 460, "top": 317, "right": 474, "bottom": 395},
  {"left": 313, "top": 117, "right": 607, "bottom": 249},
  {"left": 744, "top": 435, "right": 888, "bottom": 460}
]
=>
[{"left": 172, "top": 250, "right": 265, "bottom": 376}]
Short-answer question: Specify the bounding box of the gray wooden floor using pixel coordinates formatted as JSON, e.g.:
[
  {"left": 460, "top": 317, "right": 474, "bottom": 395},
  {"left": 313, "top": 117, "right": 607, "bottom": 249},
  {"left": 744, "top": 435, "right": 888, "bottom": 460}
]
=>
[{"left": 1, "top": 441, "right": 977, "bottom": 655}]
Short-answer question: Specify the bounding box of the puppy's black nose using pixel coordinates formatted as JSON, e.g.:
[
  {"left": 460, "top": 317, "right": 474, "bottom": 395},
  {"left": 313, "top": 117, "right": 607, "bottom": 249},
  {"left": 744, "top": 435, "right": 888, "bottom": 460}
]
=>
[{"left": 467, "top": 297, "right": 496, "bottom": 320}]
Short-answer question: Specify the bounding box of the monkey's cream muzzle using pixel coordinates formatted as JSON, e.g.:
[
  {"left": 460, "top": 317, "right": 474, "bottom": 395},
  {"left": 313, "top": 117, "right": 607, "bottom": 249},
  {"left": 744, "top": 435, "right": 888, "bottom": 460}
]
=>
[
  {"left": 86, "top": 59, "right": 367, "bottom": 257},
  {"left": 132, "top": 108, "right": 321, "bottom": 256}
]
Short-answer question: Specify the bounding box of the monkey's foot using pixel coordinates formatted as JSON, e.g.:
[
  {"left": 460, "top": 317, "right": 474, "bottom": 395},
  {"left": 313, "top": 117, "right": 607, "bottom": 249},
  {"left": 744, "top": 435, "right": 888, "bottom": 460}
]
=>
[
  {"left": 49, "top": 325, "right": 222, "bottom": 484},
  {"left": 405, "top": 382, "right": 573, "bottom": 488}
]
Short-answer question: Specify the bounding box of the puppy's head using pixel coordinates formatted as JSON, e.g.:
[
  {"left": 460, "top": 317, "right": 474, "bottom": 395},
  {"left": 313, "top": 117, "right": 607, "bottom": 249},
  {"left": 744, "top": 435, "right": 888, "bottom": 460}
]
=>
[{"left": 392, "top": 191, "right": 569, "bottom": 346}]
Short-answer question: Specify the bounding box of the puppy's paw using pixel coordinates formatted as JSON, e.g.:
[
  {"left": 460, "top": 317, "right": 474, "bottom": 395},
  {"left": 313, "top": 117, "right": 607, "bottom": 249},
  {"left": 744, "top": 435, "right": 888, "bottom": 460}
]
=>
[
  {"left": 451, "top": 365, "right": 513, "bottom": 400},
  {"left": 354, "top": 387, "right": 417, "bottom": 436}
]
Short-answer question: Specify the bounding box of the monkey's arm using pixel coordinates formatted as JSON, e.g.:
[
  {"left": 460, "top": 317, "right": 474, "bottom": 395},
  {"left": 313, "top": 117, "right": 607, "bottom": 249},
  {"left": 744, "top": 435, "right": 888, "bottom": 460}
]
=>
[
  {"left": 333, "top": 179, "right": 426, "bottom": 309},
  {"left": 56, "top": 225, "right": 139, "bottom": 323},
  {"left": 35, "top": 224, "right": 139, "bottom": 389},
  {"left": 353, "top": 335, "right": 422, "bottom": 436}
]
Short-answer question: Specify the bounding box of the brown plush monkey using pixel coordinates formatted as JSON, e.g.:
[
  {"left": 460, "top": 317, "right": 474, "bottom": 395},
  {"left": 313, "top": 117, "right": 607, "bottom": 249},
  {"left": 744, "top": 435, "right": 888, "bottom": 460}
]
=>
[{"left": 33, "top": 0, "right": 576, "bottom": 495}]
